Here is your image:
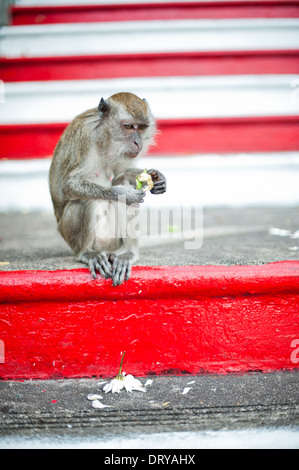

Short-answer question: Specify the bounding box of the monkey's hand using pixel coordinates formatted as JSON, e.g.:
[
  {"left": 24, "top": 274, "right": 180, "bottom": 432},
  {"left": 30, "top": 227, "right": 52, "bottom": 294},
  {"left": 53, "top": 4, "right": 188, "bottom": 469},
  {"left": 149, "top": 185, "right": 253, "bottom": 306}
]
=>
[
  {"left": 113, "top": 186, "right": 146, "bottom": 207},
  {"left": 148, "top": 169, "right": 167, "bottom": 195},
  {"left": 112, "top": 253, "right": 133, "bottom": 286}
]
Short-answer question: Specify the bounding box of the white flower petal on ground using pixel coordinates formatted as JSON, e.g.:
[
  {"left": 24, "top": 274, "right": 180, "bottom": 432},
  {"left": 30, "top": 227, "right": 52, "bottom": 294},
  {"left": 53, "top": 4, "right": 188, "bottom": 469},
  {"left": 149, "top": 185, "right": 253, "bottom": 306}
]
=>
[
  {"left": 103, "top": 376, "right": 125, "bottom": 394},
  {"left": 102, "top": 352, "right": 147, "bottom": 394},
  {"left": 103, "top": 373, "right": 146, "bottom": 394},
  {"left": 145, "top": 379, "right": 153, "bottom": 387},
  {"left": 269, "top": 227, "right": 292, "bottom": 237},
  {"left": 123, "top": 374, "right": 147, "bottom": 393},
  {"left": 182, "top": 387, "right": 191, "bottom": 395},
  {"left": 91, "top": 400, "right": 111, "bottom": 409},
  {"left": 87, "top": 394, "right": 103, "bottom": 401},
  {"left": 291, "top": 230, "right": 299, "bottom": 239}
]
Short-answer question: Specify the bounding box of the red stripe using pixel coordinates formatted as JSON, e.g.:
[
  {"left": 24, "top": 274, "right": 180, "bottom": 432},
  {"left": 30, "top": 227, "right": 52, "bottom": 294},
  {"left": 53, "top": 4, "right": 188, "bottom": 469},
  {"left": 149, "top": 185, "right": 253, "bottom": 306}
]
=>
[
  {"left": 2, "top": 50, "right": 299, "bottom": 82},
  {"left": 1, "top": 116, "right": 299, "bottom": 159},
  {"left": 0, "top": 262, "right": 298, "bottom": 379},
  {"left": 10, "top": 1, "right": 299, "bottom": 25}
]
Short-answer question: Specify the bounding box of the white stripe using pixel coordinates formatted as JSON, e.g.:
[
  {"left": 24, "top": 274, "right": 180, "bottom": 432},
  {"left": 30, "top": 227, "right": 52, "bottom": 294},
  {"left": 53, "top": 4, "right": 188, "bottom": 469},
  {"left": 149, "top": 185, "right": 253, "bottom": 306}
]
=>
[
  {"left": 1, "top": 75, "right": 298, "bottom": 124},
  {"left": 1, "top": 19, "right": 299, "bottom": 58},
  {"left": 1, "top": 153, "right": 299, "bottom": 211}
]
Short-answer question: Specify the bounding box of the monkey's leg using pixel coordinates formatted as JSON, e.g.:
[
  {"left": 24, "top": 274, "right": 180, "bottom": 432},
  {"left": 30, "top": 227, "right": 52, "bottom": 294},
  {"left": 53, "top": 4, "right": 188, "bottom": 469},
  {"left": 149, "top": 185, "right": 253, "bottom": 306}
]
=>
[
  {"left": 110, "top": 201, "right": 140, "bottom": 286},
  {"left": 59, "top": 200, "right": 113, "bottom": 279}
]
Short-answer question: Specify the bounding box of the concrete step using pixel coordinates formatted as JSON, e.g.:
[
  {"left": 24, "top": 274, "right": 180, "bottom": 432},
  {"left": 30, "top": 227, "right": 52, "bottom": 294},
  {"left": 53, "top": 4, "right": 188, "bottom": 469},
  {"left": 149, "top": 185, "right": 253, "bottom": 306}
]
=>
[
  {"left": 0, "top": 372, "right": 298, "bottom": 442},
  {"left": 0, "top": 207, "right": 298, "bottom": 380}
]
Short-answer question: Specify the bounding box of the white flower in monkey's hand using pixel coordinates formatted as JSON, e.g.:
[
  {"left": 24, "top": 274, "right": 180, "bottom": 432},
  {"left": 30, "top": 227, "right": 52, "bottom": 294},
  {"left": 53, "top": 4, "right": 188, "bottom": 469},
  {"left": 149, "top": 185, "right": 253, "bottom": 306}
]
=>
[
  {"left": 136, "top": 169, "right": 154, "bottom": 192},
  {"left": 103, "top": 351, "right": 146, "bottom": 394}
]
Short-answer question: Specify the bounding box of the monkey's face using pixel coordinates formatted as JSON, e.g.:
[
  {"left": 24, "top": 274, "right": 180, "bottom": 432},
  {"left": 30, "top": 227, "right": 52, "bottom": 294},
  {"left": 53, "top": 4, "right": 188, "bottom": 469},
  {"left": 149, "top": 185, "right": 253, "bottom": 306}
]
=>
[
  {"left": 121, "top": 122, "right": 149, "bottom": 159},
  {"left": 98, "top": 93, "right": 156, "bottom": 160}
]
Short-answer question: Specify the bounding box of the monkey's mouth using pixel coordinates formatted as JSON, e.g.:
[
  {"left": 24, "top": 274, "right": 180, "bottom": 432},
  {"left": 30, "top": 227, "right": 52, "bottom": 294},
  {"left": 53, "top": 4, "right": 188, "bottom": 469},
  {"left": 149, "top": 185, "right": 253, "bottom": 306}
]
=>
[{"left": 125, "top": 152, "right": 139, "bottom": 158}]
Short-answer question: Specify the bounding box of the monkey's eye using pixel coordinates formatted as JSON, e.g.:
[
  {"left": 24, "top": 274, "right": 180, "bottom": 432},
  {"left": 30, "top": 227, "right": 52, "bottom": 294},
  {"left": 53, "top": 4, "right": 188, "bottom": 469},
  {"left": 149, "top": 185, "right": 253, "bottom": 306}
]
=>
[
  {"left": 123, "top": 123, "right": 134, "bottom": 130},
  {"left": 138, "top": 124, "right": 148, "bottom": 131}
]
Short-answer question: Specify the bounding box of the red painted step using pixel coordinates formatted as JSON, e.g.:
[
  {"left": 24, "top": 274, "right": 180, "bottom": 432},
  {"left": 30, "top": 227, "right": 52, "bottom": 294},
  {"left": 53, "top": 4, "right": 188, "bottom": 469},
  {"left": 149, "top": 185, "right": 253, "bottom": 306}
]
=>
[
  {"left": 1, "top": 116, "right": 299, "bottom": 160},
  {"left": 10, "top": 0, "right": 299, "bottom": 26},
  {"left": 2, "top": 50, "right": 298, "bottom": 83},
  {"left": 0, "top": 262, "right": 298, "bottom": 380}
]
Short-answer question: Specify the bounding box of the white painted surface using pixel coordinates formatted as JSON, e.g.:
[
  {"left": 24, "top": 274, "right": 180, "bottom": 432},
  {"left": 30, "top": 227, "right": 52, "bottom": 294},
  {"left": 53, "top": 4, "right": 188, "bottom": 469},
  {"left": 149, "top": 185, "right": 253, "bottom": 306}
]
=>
[
  {"left": 1, "top": 153, "right": 299, "bottom": 212},
  {"left": 1, "top": 75, "right": 298, "bottom": 124},
  {"left": 1, "top": 19, "right": 299, "bottom": 58},
  {"left": 0, "top": 427, "right": 298, "bottom": 449}
]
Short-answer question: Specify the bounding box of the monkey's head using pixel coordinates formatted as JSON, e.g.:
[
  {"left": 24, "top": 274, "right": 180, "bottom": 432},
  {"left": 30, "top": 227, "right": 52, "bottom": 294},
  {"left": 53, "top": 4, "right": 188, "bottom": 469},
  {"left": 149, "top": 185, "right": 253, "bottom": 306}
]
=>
[{"left": 98, "top": 92, "right": 156, "bottom": 160}]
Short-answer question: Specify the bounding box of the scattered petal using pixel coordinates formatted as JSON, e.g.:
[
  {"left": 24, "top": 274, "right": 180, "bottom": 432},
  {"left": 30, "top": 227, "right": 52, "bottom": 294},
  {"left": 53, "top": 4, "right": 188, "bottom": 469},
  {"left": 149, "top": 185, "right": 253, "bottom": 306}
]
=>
[
  {"left": 145, "top": 379, "right": 153, "bottom": 387},
  {"left": 87, "top": 394, "right": 103, "bottom": 401},
  {"left": 162, "top": 402, "right": 170, "bottom": 407},
  {"left": 289, "top": 246, "right": 299, "bottom": 251},
  {"left": 269, "top": 227, "right": 292, "bottom": 237},
  {"left": 290, "top": 230, "right": 299, "bottom": 239},
  {"left": 187, "top": 380, "right": 196, "bottom": 385},
  {"left": 92, "top": 400, "right": 111, "bottom": 409},
  {"left": 123, "top": 374, "right": 147, "bottom": 393},
  {"left": 182, "top": 387, "right": 191, "bottom": 395}
]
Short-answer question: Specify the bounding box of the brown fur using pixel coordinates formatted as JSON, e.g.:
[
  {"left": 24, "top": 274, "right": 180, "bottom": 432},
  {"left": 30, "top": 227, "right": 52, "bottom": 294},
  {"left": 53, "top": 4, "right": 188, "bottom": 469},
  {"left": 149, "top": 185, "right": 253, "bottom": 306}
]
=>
[{"left": 110, "top": 92, "right": 149, "bottom": 122}]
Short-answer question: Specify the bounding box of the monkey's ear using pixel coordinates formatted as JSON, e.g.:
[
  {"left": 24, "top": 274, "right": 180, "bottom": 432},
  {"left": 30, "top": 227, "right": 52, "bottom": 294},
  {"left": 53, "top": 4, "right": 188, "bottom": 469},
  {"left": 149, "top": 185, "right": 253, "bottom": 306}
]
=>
[{"left": 98, "top": 98, "right": 111, "bottom": 117}]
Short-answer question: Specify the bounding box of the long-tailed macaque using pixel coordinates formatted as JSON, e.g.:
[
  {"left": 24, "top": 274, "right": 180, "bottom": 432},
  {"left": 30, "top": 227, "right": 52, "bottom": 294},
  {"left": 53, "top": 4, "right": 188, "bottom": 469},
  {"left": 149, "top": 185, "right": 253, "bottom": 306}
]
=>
[{"left": 49, "top": 92, "right": 166, "bottom": 285}]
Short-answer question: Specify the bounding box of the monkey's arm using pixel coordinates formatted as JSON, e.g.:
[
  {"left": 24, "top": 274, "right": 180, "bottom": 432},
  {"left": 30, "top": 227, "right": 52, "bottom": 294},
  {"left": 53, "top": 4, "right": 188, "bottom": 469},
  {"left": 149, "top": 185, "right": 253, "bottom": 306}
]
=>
[
  {"left": 63, "top": 173, "right": 145, "bottom": 206},
  {"left": 112, "top": 168, "right": 144, "bottom": 187},
  {"left": 113, "top": 168, "right": 166, "bottom": 194}
]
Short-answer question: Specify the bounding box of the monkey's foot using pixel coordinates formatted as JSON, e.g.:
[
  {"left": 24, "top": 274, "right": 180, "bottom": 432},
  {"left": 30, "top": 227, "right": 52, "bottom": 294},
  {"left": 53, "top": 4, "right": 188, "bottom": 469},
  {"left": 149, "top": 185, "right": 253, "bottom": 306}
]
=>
[
  {"left": 79, "top": 251, "right": 112, "bottom": 280},
  {"left": 112, "top": 254, "right": 133, "bottom": 286}
]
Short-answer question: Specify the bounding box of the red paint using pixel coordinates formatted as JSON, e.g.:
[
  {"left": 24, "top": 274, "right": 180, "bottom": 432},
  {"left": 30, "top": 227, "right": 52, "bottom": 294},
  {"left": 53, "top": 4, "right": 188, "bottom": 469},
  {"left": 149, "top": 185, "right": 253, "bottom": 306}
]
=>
[
  {"left": 1, "top": 116, "right": 299, "bottom": 160},
  {"left": 153, "top": 117, "right": 299, "bottom": 155},
  {"left": 10, "top": 1, "right": 299, "bottom": 25},
  {"left": 0, "top": 262, "right": 298, "bottom": 380},
  {"left": 0, "top": 123, "right": 68, "bottom": 160},
  {"left": 2, "top": 50, "right": 298, "bottom": 82}
]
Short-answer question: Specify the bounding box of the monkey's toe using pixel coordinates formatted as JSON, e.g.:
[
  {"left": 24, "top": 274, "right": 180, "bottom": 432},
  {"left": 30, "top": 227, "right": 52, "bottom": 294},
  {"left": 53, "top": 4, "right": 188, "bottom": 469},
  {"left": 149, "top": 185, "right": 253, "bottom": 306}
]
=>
[
  {"left": 80, "top": 251, "right": 112, "bottom": 279},
  {"left": 112, "top": 257, "right": 132, "bottom": 286}
]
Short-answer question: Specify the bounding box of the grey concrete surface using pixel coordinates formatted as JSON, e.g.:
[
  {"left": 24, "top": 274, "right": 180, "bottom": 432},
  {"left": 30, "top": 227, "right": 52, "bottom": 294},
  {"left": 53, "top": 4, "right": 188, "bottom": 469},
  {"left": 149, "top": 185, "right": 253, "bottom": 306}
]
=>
[
  {"left": 0, "top": 372, "right": 298, "bottom": 439},
  {"left": 0, "top": 206, "right": 298, "bottom": 271}
]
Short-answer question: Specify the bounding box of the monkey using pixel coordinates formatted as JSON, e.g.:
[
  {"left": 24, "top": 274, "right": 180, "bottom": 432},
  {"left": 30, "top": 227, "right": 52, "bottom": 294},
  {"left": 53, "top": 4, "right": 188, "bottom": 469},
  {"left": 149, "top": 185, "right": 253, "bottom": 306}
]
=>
[{"left": 49, "top": 92, "right": 166, "bottom": 286}]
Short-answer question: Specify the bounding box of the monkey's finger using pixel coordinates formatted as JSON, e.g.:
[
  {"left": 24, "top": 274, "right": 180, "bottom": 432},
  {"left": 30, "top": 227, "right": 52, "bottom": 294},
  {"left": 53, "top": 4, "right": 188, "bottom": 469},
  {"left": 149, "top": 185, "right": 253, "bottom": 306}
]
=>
[
  {"left": 151, "top": 185, "right": 166, "bottom": 194},
  {"left": 112, "top": 258, "right": 127, "bottom": 286},
  {"left": 148, "top": 169, "right": 159, "bottom": 179},
  {"left": 152, "top": 180, "right": 165, "bottom": 188},
  {"left": 88, "top": 259, "right": 98, "bottom": 279},
  {"left": 125, "top": 262, "right": 132, "bottom": 281},
  {"left": 97, "top": 253, "right": 113, "bottom": 277},
  {"left": 95, "top": 260, "right": 112, "bottom": 279}
]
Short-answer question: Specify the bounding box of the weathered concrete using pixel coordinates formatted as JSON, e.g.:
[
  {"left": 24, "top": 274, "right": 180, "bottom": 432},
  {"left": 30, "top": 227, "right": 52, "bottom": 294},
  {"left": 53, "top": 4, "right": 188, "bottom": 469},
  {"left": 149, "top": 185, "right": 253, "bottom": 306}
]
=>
[
  {"left": 0, "top": 372, "right": 298, "bottom": 439},
  {"left": 0, "top": 206, "right": 298, "bottom": 271}
]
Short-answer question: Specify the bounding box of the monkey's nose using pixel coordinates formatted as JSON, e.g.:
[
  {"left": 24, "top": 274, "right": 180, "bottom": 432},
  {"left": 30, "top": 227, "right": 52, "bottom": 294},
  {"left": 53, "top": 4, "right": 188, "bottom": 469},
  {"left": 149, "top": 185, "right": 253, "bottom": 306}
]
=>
[{"left": 133, "top": 132, "right": 142, "bottom": 150}]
